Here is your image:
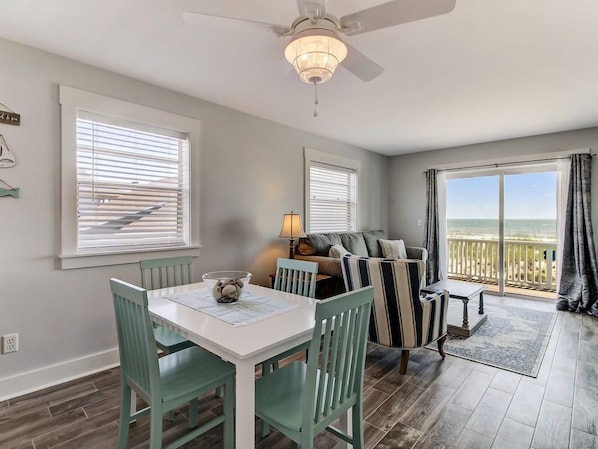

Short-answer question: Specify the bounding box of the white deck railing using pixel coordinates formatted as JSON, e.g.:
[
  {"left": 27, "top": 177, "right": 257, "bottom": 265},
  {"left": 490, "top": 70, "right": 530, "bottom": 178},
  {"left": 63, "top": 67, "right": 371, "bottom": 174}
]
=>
[{"left": 447, "top": 238, "right": 557, "bottom": 292}]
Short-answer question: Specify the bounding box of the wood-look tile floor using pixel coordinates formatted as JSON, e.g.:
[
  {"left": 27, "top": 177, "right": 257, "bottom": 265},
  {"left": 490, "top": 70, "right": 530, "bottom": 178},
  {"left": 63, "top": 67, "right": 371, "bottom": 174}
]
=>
[{"left": 2, "top": 295, "right": 597, "bottom": 449}]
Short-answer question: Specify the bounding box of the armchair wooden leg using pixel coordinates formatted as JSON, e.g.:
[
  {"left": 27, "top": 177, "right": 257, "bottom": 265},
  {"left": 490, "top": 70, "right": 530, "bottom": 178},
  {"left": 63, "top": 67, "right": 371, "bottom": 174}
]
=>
[
  {"left": 437, "top": 335, "right": 447, "bottom": 359},
  {"left": 399, "top": 350, "right": 410, "bottom": 374}
]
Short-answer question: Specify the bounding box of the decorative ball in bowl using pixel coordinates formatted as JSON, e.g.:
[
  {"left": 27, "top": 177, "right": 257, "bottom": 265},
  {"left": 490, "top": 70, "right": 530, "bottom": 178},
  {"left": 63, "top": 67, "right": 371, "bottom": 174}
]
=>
[{"left": 202, "top": 271, "right": 252, "bottom": 304}]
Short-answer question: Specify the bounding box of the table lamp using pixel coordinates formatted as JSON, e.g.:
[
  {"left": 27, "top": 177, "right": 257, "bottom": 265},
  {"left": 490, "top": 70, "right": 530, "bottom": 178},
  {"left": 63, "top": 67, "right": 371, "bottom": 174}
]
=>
[{"left": 279, "top": 211, "right": 307, "bottom": 259}]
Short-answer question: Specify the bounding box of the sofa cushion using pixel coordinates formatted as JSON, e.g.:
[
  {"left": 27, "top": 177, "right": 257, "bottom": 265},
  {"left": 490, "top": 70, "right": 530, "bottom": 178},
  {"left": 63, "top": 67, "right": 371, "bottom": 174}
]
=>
[
  {"left": 302, "top": 233, "right": 342, "bottom": 256},
  {"left": 379, "top": 239, "right": 408, "bottom": 259},
  {"left": 362, "top": 230, "right": 386, "bottom": 257},
  {"left": 328, "top": 244, "right": 349, "bottom": 258},
  {"left": 340, "top": 233, "right": 368, "bottom": 256}
]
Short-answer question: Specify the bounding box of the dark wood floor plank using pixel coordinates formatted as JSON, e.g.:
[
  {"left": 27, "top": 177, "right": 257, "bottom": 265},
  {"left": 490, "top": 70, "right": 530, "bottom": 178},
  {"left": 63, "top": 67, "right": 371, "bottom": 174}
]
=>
[
  {"left": 363, "top": 422, "right": 387, "bottom": 449},
  {"left": 371, "top": 364, "right": 413, "bottom": 395},
  {"left": 365, "top": 346, "right": 404, "bottom": 380},
  {"left": 465, "top": 387, "right": 512, "bottom": 439},
  {"left": 33, "top": 406, "right": 120, "bottom": 449},
  {"left": 573, "top": 387, "right": 598, "bottom": 436},
  {"left": 0, "top": 407, "right": 86, "bottom": 448},
  {"left": 493, "top": 417, "right": 535, "bottom": 449},
  {"left": 49, "top": 383, "right": 120, "bottom": 416},
  {"left": 411, "top": 403, "right": 471, "bottom": 449},
  {"left": 531, "top": 400, "right": 572, "bottom": 449},
  {"left": 373, "top": 421, "right": 422, "bottom": 449},
  {"left": 51, "top": 421, "right": 119, "bottom": 449},
  {"left": 506, "top": 381, "right": 545, "bottom": 427},
  {"left": 366, "top": 382, "right": 425, "bottom": 432},
  {"left": 398, "top": 383, "right": 456, "bottom": 432},
  {"left": 3, "top": 381, "right": 97, "bottom": 418},
  {"left": 407, "top": 354, "right": 455, "bottom": 390},
  {"left": 362, "top": 386, "right": 391, "bottom": 422}
]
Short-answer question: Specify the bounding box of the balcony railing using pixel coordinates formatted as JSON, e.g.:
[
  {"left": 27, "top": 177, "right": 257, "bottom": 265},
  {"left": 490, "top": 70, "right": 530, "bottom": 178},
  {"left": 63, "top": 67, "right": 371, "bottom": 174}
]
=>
[{"left": 447, "top": 238, "right": 557, "bottom": 292}]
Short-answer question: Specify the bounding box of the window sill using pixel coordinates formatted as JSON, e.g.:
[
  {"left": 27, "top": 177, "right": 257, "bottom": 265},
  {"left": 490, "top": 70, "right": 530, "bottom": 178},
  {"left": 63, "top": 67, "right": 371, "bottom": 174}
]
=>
[{"left": 59, "top": 246, "right": 200, "bottom": 270}]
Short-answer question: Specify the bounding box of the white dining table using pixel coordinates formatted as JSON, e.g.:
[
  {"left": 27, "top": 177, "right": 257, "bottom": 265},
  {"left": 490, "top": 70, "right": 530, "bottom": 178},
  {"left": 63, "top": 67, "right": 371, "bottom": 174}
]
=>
[{"left": 147, "top": 282, "right": 317, "bottom": 449}]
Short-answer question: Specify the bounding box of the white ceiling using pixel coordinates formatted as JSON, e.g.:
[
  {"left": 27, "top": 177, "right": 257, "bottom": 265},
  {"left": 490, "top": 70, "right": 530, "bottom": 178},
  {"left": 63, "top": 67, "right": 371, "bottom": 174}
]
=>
[{"left": 1, "top": 0, "right": 598, "bottom": 156}]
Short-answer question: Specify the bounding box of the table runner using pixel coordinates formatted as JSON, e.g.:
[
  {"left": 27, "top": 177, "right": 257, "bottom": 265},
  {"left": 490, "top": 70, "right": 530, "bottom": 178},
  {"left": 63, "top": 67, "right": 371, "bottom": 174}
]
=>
[{"left": 163, "top": 288, "right": 300, "bottom": 326}]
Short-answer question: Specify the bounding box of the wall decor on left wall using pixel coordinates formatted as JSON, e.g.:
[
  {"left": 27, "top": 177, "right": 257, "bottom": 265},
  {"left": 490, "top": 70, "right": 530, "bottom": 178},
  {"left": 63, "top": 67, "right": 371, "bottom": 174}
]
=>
[
  {"left": 0, "top": 102, "right": 20, "bottom": 125},
  {"left": 0, "top": 177, "right": 19, "bottom": 198},
  {"left": 0, "top": 134, "right": 15, "bottom": 168}
]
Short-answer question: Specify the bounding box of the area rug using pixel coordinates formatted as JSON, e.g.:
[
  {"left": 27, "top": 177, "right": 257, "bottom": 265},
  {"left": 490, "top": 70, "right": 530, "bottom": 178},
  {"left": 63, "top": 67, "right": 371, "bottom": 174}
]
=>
[{"left": 428, "top": 303, "right": 557, "bottom": 377}]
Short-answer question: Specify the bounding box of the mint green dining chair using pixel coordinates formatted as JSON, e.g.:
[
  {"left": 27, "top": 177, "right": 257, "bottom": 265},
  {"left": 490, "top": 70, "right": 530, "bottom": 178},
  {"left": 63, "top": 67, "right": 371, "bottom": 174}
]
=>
[
  {"left": 140, "top": 256, "right": 196, "bottom": 354},
  {"left": 260, "top": 257, "right": 319, "bottom": 436},
  {"left": 110, "top": 278, "right": 235, "bottom": 449},
  {"left": 255, "top": 286, "right": 374, "bottom": 449},
  {"left": 273, "top": 257, "right": 319, "bottom": 298},
  {"left": 261, "top": 258, "right": 318, "bottom": 374}
]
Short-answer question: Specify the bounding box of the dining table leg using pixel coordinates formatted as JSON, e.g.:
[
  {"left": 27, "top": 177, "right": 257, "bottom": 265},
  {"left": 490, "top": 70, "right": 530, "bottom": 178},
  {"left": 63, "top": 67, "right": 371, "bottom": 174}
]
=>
[{"left": 234, "top": 361, "right": 256, "bottom": 449}]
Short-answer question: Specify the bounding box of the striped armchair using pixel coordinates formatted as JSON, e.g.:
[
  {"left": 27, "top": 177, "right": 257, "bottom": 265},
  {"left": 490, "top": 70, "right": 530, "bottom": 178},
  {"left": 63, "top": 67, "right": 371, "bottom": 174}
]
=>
[{"left": 341, "top": 254, "right": 449, "bottom": 374}]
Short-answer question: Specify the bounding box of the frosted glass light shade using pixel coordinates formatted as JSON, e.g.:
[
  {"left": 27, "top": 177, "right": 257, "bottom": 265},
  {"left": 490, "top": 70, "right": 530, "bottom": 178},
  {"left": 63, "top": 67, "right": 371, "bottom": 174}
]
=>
[{"left": 284, "top": 28, "right": 348, "bottom": 84}]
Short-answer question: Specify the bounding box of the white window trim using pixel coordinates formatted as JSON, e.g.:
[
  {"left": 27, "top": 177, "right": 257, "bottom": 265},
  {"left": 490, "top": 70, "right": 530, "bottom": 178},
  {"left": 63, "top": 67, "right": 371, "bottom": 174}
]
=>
[
  {"left": 59, "top": 85, "right": 200, "bottom": 269},
  {"left": 304, "top": 147, "right": 361, "bottom": 233}
]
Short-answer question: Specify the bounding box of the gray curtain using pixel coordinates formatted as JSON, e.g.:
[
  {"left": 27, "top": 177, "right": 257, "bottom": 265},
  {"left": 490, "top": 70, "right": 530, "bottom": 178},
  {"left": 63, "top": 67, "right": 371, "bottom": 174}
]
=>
[
  {"left": 424, "top": 169, "right": 440, "bottom": 285},
  {"left": 557, "top": 153, "right": 598, "bottom": 316}
]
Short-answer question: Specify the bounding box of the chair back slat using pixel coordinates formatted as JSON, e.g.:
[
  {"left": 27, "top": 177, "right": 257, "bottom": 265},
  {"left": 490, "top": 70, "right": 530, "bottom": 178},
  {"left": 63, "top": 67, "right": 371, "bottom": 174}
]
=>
[
  {"left": 273, "top": 258, "right": 318, "bottom": 298},
  {"left": 140, "top": 256, "right": 193, "bottom": 290},
  {"left": 304, "top": 286, "right": 373, "bottom": 427},
  {"left": 110, "top": 278, "right": 161, "bottom": 401}
]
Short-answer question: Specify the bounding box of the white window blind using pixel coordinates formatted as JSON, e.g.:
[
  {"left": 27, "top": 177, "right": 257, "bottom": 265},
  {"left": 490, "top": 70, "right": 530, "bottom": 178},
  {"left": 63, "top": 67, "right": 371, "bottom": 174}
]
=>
[
  {"left": 308, "top": 162, "right": 357, "bottom": 233},
  {"left": 76, "top": 112, "right": 189, "bottom": 252}
]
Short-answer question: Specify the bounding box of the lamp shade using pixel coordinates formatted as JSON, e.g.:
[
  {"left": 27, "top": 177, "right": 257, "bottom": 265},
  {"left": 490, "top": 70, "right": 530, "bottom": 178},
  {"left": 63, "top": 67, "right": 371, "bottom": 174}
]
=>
[{"left": 279, "top": 211, "right": 307, "bottom": 239}]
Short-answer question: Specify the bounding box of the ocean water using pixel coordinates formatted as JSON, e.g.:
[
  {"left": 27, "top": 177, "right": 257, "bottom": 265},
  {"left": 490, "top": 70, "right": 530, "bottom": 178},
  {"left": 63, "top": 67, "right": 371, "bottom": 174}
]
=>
[{"left": 447, "top": 219, "right": 557, "bottom": 241}]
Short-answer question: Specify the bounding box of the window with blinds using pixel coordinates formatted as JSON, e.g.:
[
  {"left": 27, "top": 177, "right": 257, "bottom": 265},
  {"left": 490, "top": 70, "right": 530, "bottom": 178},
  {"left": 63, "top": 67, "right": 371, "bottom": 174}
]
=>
[
  {"left": 76, "top": 112, "right": 189, "bottom": 252},
  {"left": 308, "top": 161, "right": 357, "bottom": 233}
]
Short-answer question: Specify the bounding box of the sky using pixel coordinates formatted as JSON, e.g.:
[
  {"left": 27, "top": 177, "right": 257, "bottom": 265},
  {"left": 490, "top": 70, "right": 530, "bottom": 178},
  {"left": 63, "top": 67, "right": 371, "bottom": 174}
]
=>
[{"left": 446, "top": 172, "right": 557, "bottom": 219}]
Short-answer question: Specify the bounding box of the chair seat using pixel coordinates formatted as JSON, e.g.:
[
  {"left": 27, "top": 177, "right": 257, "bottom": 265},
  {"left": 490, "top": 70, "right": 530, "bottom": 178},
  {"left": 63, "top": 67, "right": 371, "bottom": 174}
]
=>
[
  {"left": 256, "top": 361, "right": 309, "bottom": 432},
  {"left": 159, "top": 347, "right": 234, "bottom": 405},
  {"left": 153, "top": 325, "right": 196, "bottom": 353}
]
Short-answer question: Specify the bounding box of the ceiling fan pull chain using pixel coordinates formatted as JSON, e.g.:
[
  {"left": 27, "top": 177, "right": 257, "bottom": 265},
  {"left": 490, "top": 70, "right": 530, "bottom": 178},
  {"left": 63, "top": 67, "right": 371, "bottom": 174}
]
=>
[{"left": 313, "top": 81, "right": 319, "bottom": 117}]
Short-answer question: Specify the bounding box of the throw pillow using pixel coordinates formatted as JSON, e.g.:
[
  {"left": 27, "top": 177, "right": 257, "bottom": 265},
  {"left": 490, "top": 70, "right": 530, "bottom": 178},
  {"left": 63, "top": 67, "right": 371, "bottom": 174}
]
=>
[
  {"left": 379, "top": 239, "right": 408, "bottom": 259},
  {"left": 339, "top": 233, "right": 369, "bottom": 256},
  {"left": 328, "top": 244, "right": 349, "bottom": 258}
]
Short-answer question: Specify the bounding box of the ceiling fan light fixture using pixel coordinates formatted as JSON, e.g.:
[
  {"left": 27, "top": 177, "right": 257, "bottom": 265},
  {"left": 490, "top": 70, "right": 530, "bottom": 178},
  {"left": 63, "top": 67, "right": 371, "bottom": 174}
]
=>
[{"left": 284, "top": 27, "right": 347, "bottom": 84}]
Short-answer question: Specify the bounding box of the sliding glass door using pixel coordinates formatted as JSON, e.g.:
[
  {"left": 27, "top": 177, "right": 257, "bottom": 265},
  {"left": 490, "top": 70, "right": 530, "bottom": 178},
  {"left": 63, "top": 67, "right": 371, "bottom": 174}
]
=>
[{"left": 446, "top": 164, "right": 557, "bottom": 297}]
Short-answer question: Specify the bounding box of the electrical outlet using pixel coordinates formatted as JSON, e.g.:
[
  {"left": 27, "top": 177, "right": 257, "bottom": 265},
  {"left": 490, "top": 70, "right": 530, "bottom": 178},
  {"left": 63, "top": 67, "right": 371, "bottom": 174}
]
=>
[{"left": 2, "top": 333, "right": 18, "bottom": 354}]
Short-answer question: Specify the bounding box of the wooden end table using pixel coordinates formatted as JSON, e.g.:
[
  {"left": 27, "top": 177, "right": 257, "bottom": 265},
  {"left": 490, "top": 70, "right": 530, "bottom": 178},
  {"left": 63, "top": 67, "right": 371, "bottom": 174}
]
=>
[
  {"left": 269, "top": 273, "right": 333, "bottom": 299},
  {"left": 422, "top": 279, "right": 487, "bottom": 337}
]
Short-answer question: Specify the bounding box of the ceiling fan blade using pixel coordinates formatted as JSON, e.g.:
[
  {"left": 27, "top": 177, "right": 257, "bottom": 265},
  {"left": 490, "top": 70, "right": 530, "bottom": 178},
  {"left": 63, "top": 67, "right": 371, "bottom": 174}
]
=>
[
  {"left": 182, "top": 12, "right": 291, "bottom": 36},
  {"left": 296, "top": 0, "right": 327, "bottom": 19},
  {"left": 341, "top": 43, "right": 384, "bottom": 82},
  {"left": 340, "top": 0, "right": 456, "bottom": 36}
]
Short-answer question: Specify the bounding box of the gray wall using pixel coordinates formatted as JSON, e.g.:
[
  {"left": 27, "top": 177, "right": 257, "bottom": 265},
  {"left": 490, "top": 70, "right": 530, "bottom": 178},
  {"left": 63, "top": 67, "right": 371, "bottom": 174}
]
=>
[
  {"left": 388, "top": 127, "right": 598, "bottom": 248},
  {"left": 0, "top": 37, "right": 388, "bottom": 396}
]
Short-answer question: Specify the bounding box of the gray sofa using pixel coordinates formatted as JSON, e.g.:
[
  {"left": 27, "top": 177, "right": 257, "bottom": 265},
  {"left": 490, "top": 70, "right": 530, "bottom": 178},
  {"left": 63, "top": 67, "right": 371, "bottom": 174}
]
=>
[{"left": 295, "top": 230, "right": 428, "bottom": 296}]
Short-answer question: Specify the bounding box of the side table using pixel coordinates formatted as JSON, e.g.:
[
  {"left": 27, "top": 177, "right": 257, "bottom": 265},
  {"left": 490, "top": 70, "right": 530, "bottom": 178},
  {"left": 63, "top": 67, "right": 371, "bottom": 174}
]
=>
[{"left": 268, "top": 273, "right": 333, "bottom": 299}]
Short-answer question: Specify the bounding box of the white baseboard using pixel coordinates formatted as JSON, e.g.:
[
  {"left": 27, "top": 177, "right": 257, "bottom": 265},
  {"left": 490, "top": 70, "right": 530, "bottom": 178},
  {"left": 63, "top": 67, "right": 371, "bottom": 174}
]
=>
[{"left": 0, "top": 348, "right": 120, "bottom": 402}]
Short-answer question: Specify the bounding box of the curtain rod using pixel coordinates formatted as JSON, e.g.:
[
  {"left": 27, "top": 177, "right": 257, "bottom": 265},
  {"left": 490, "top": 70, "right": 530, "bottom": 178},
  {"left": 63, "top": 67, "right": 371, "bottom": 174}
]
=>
[{"left": 426, "top": 151, "right": 596, "bottom": 174}]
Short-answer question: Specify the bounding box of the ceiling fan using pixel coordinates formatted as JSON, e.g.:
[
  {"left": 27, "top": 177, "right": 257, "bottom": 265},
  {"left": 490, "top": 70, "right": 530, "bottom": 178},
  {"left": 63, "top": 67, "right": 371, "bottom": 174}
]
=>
[
  {"left": 184, "top": 0, "right": 455, "bottom": 82},
  {"left": 184, "top": 0, "right": 455, "bottom": 115}
]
